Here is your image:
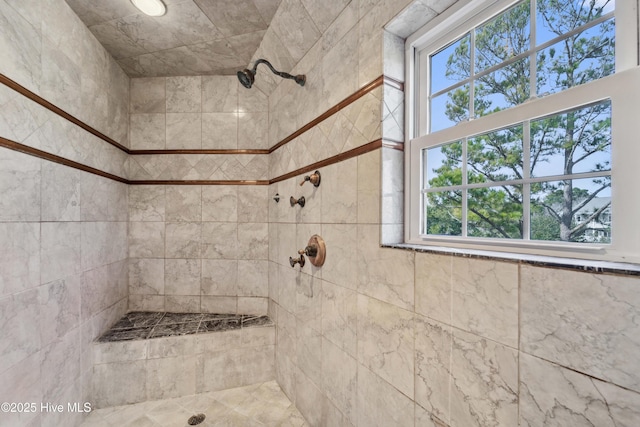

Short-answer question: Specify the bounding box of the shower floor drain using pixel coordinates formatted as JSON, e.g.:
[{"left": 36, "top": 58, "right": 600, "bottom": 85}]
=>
[{"left": 188, "top": 413, "right": 206, "bottom": 425}]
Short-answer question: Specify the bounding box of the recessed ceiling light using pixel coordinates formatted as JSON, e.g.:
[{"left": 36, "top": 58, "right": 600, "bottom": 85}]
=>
[{"left": 131, "top": 0, "right": 166, "bottom": 17}]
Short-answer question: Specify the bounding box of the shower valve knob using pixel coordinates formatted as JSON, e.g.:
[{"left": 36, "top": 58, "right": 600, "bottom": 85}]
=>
[
  {"left": 289, "top": 254, "right": 305, "bottom": 268},
  {"left": 290, "top": 196, "right": 305, "bottom": 207},
  {"left": 300, "top": 171, "right": 321, "bottom": 187}
]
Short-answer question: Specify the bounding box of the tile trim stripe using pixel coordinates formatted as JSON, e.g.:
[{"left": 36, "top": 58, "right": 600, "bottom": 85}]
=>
[
  {"left": 0, "top": 73, "right": 130, "bottom": 153},
  {"left": 0, "top": 136, "right": 128, "bottom": 183},
  {"left": 0, "top": 73, "right": 404, "bottom": 156},
  {"left": 1, "top": 135, "right": 401, "bottom": 186},
  {"left": 268, "top": 76, "right": 404, "bottom": 154}
]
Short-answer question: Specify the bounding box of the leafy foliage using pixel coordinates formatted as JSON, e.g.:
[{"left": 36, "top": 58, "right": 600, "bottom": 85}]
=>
[{"left": 426, "top": 0, "right": 614, "bottom": 242}]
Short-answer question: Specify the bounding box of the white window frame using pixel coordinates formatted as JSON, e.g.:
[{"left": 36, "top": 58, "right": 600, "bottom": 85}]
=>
[{"left": 404, "top": 0, "right": 640, "bottom": 263}]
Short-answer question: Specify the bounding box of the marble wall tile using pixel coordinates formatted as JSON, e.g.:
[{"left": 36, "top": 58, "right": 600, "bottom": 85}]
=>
[
  {"left": 237, "top": 260, "right": 269, "bottom": 297},
  {"left": 271, "top": 0, "right": 321, "bottom": 63},
  {"left": 166, "top": 76, "right": 201, "bottom": 113},
  {"left": 129, "top": 222, "right": 165, "bottom": 259},
  {"left": 415, "top": 252, "right": 452, "bottom": 324},
  {"left": 148, "top": 335, "right": 196, "bottom": 359},
  {"left": 357, "top": 364, "right": 415, "bottom": 427},
  {"left": 0, "top": 351, "right": 42, "bottom": 427},
  {"left": 129, "top": 114, "right": 165, "bottom": 150},
  {"left": 238, "top": 186, "right": 268, "bottom": 223},
  {"left": 0, "top": 0, "right": 42, "bottom": 94},
  {"left": 238, "top": 83, "right": 268, "bottom": 113},
  {"left": 40, "top": 328, "right": 81, "bottom": 401},
  {"left": 166, "top": 295, "right": 201, "bottom": 313},
  {"left": 166, "top": 113, "right": 202, "bottom": 149},
  {"left": 165, "top": 222, "right": 201, "bottom": 258},
  {"left": 202, "top": 222, "right": 238, "bottom": 259},
  {"left": 129, "top": 258, "right": 164, "bottom": 295},
  {"left": 357, "top": 224, "right": 414, "bottom": 310},
  {"left": 322, "top": 337, "right": 357, "bottom": 425},
  {"left": 93, "top": 339, "right": 147, "bottom": 365},
  {"left": 295, "top": 270, "right": 322, "bottom": 333},
  {"left": 322, "top": 281, "right": 357, "bottom": 358},
  {"left": 92, "top": 360, "right": 147, "bottom": 408},
  {"left": 202, "top": 113, "right": 238, "bottom": 149},
  {"left": 357, "top": 149, "right": 381, "bottom": 224},
  {"left": 238, "top": 111, "right": 269, "bottom": 150},
  {"left": 202, "top": 186, "right": 238, "bottom": 222},
  {"left": 166, "top": 185, "right": 201, "bottom": 222},
  {"left": 80, "top": 174, "right": 128, "bottom": 222},
  {"left": 129, "top": 185, "right": 165, "bottom": 222},
  {"left": 357, "top": 294, "right": 414, "bottom": 398},
  {"left": 0, "top": 147, "right": 41, "bottom": 221},
  {"left": 201, "top": 259, "right": 238, "bottom": 296},
  {"left": 450, "top": 328, "right": 519, "bottom": 427},
  {"left": 0, "top": 222, "right": 40, "bottom": 299},
  {"left": 451, "top": 257, "right": 518, "bottom": 348},
  {"left": 320, "top": 224, "right": 358, "bottom": 290},
  {"left": 238, "top": 296, "right": 268, "bottom": 315},
  {"left": 41, "top": 161, "right": 81, "bottom": 222},
  {"left": 82, "top": 222, "right": 128, "bottom": 270},
  {"left": 194, "top": 0, "right": 267, "bottom": 38},
  {"left": 296, "top": 318, "right": 322, "bottom": 383},
  {"left": 323, "top": 27, "right": 359, "bottom": 108},
  {"left": 521, "top": 266, "right": 640, "bottom": 392},
  {"left": 201, "top": 296, "right": 237, "bottom": 314},
  {"left": 130, "top": 77, "right": 166, "bottom": 113},
  {"left": 128, "top": 294, "right": 165, "bottom": 312},
  {"left": 238, "top": 222, "right": 269, "bottom": 260},
  {"left": 415, "top": 315, "right": 452, "bottom": 424},
  {"left": 295, "top": 368, "right": 324, "bottom": 426},
  {"left": 0, "top": 289, "right": 40, "bottom": 372},
  {"left": 37, "top": 276, "right": 80, "bottom": 348},
  {"left": 385, "top": 0, "right": 438, "bottom": 38},
  {"left": 147, "top": 355, "right": 197, "bottom": 400},
  {"left": 165, "top": 259, "right": 201, "bottom": 295},
  {"left": 202, "top": 76, "right": 238, "bottom": 113},
  {"left": 383, "top": 30, "right": 405, "bottom": 83},
  {"left": 301, "top": 0, "right": 351, "bottom": 33},
  {"left": 321, "top": 158, "right": 358, "bottom": 223},
  {"left": 381, "top": 147, "right": 404, "bottom": 226},
  {"left": 197, "top": 346, "right": 275, "bottom": 393},
  {"left": 520, "top": 352, "right": 640, "bottom": 427}
]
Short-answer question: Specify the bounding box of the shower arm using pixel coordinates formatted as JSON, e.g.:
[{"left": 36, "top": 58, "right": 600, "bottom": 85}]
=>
[{"left": 252, "top": 59, "right": 306, "bottom": 86}]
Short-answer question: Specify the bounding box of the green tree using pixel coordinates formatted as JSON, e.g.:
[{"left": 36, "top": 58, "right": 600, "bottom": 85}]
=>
[{"left": 426, "top": 0, "right": 614, "bottom": 242}]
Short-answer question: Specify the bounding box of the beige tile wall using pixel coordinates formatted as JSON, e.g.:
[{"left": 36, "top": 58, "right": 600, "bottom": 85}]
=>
[
  {"left": 128, "top": 75, "right": 269, "bottom": 151},
  {"left": 128, "top": 184, "right": 270, "bottom": 314},
  {"left": 0, "top": 1, "right": 130, "bottom": 426},
  {"left": 264, "top": 1, "right": 640, "bottom": 427}
]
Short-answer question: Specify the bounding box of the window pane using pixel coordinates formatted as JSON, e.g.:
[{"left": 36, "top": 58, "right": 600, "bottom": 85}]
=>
[
  {"left": 467, "top": 125, "right": 524, "bottom": 183},
  {"left": 430, "top": 34, "right": 471, "bottom": 94},
  {"left": 468, "top": 185, "right": 523, "bottom": 238},
  {"left": 424, "top": 141, "right": 463, "bottom": 189},
  {"left": 474, "top": 58, "right": 530, "bottom": 116},
  {"left": 530, "top": 101, "right": 611, "bottom": 178},
  {"left": 536, "top": 19, "right": 615, "bottom": 96},
  {"left": 530, "top": 178, "right": 611, "bottom": 243},
  {"left": 430, "top": 84, "right": 469, "bottom": 132},
  {"left": 535, "top": 0, "right": 615, "bottom": 46},
  {"left": 425, "top": 191, "right": 462, "bottom": 236},
  {"left": 475, "top": 1, "right": 530, "bottom": 73}
]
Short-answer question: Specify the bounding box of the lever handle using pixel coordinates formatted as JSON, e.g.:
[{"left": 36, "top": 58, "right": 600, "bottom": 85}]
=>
[
  {"left": 290, "top": 196, "right": 306, "bottom": 207},
  {"left": 300, "top": 171, "right": 321, "bottom": 187},
  {"left": 289, "top": 254, "right": 305, "bottom": 268}
]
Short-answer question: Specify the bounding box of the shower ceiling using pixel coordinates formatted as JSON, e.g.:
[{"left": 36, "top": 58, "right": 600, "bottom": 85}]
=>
[{"left": 65, "top": 0, "right": 282, "bottom": 77}]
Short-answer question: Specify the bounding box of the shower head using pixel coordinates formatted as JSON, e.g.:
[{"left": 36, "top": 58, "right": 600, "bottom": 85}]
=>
[
  {"left": 237, "top": 69, "right": 255, "bottom": 89},
  {"left": 237, "top": 59, "right": 305, "bottom": 89}
]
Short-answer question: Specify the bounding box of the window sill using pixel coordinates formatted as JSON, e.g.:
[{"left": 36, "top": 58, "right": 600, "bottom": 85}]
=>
[{"left": 383, "top": 243, "right": 640, "bottom": 276}]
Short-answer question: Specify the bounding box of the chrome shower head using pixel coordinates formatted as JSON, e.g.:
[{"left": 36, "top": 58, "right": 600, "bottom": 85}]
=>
[{"left": 237, "top": 59, "right": 305, "bottom": 89}]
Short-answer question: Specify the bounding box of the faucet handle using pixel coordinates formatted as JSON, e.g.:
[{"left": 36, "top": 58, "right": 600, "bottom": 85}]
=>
[
  {"left": 289, "top": 254, "right": 305, "bottom": 268},
  {"left": 300, "top": 170, "right": 321, "bottom": 187}
]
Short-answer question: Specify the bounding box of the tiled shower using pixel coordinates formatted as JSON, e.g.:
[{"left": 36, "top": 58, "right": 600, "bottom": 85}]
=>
[{"left": 1, "top": 0, "right": 640, "bottom": 426}]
